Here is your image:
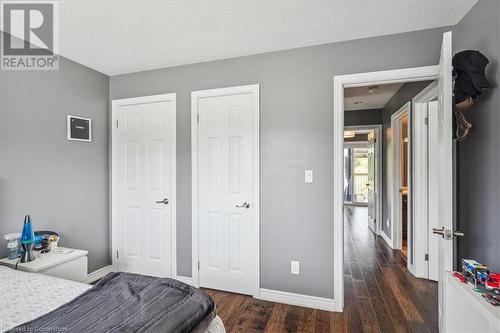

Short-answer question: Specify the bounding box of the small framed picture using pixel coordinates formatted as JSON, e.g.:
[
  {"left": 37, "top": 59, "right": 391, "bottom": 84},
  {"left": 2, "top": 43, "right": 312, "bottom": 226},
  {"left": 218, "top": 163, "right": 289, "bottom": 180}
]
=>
[{"left": 67, "top": 115, "right": 92, "bottom": 142}]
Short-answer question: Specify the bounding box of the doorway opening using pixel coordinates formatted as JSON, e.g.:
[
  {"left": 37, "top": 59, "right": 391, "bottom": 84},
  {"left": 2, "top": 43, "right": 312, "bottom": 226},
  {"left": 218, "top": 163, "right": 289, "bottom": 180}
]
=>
[
  {"left": 333, "top": 32, "right": 456, "bottom": 329},
  {"left": 344, "top": 145, "right": 369, "bottom": 206},
  {"left": 343, "top": 125, "right": 382, "bottom": 236},
  {"left": 391, "top": 103, "right": 410, "bottom": 261},
  {"left": 343, "top": 79, "right": 439, "bottom": 274},
  {"left": 341, "top": 78, "right": 441, "bottom": 331},
  {"left": 334, "top": 31, "right": 456, "bottom": 330}
]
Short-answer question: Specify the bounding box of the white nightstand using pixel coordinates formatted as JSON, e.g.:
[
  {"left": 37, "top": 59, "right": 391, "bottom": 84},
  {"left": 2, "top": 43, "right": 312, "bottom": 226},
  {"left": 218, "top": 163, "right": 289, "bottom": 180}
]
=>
[{"left": 0, "top": 247, "right": 88, "bottom": 282}]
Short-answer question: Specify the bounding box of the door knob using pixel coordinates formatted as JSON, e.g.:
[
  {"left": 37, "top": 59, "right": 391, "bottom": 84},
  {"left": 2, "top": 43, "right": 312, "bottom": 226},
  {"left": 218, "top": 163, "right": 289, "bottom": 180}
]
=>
[
  {"left": 236, "top": 202, "right": 250, "bottom": 209},
  {"left": 433, "top": 226, "right": 464, "bottom": 240},
  {"left": 155, "top": 198, "right": 169, "bottom": 205}
]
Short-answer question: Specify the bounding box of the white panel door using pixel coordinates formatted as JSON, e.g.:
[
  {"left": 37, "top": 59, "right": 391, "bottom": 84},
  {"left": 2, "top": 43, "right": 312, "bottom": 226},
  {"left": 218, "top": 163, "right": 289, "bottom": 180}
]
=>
[
  {"left": 195, "top": 85, "right": 258, "bottom": 295},
  {"left": 114, "top": 94, "right": 176, "bottom": 278},
  {"left": 434, "top": 31, "right": 455, "bottom": 333}
]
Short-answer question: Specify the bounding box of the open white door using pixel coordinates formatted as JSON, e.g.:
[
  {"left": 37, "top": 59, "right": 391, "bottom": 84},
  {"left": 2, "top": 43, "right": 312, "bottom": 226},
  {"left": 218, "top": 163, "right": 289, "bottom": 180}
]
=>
[{"left": 432, "top": 31, "right": 457, "bottom": 333}]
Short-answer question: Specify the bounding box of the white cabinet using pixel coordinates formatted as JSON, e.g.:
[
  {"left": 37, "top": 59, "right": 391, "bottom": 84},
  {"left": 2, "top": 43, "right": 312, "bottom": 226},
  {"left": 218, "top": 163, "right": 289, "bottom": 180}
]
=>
[
  {"left": 445, "top": 273, "right": 500, "bottom": 332},
  {"left": 0, "top": 248, "right": 88, "bottom": 282}
]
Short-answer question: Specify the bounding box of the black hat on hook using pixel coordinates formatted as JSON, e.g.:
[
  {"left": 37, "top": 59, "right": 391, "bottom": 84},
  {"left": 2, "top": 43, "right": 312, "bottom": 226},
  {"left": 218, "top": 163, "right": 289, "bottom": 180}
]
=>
[{"left": 453, "top": 50, "right": 490, "bottom": 103}]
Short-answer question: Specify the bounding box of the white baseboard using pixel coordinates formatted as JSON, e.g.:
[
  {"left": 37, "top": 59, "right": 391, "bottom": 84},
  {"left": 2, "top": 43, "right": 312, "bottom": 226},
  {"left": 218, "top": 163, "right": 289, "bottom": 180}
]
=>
[
  {"left": 256, "top": 288, "right": 338, "bottom": 312},
  {"left": 85, "top": 265, "right": 114, "bottom": 284},
  {"left": 381, "top": 230, "right": 394, "bottom": 249},
  {"left": 174, "top": 275, "right": 196, "bottom": 287}
]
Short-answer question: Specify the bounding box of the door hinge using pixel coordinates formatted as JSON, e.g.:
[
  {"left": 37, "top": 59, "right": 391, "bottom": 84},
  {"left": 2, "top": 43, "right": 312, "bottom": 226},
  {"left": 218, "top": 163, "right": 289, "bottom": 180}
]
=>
[
  {"left": 198, "top": 261, "right": 200, "bottom": 270},
  {"left": 197, "top": 114, "right": 199, "bottom": 123},
  {"left": 424, "top": 117, "right": 428, "bottom": 125},
  {"left": 116, "top": 250, "right": 119, "bottom": 259},
  {"left": 424, "top": 254, "right": 429, "bottom": 261},
  {"left": 116, "top": 119, "right": 119, "bottom": 128}
]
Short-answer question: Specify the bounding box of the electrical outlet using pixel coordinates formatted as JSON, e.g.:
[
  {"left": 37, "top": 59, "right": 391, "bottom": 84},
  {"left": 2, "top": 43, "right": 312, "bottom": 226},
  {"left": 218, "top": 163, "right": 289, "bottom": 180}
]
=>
[
  {"left": 291, "top": 260, "right": 300, "bottom": 275},
  {"left": 304, "top": 170, "right": 313, "bottom": 183}
]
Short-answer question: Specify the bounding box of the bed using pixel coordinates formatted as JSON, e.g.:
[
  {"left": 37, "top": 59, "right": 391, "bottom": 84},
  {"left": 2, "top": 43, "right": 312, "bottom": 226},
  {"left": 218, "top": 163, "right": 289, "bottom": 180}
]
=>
[{"left": 0, "top": 266, "right": 225, "bottom": 333}]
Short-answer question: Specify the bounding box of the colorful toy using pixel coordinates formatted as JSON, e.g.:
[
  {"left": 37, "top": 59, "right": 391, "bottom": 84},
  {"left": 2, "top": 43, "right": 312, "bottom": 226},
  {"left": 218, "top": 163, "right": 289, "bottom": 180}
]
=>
[
  {"left": 453, "top": 271, "right": 467, "bottom": 283},
  {"left": 482, "top": 293, "right": 500, "bottom": 306},
  {"left": 462, "top": 259, "right": 489, "bottom": 283},
  {"left": 485, "top": 272, "right": 500, "bottom": 295},
  {"left": 476, "top": 270, "right": 490, "bottom": 281},
  {"left": 462, "top": 259, "right": 489, "bottom": 291}
]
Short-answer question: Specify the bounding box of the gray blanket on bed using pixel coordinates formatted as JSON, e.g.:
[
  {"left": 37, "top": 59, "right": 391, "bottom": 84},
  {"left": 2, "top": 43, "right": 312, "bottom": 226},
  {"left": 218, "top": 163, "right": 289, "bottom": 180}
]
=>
[{"left": 10, "top": 272, "right": 215, "bottom": 333}]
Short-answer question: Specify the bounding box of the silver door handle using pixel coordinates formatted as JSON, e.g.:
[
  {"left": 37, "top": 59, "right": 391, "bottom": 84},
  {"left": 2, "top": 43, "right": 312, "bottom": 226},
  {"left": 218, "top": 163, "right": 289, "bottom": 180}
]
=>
[
  {"left": 433, "top": 226, "right": 464, "bottom": 239},
  {"left": 432, "top": 226, "right": 445, "bottom": 237},
  {"left": 236, "top": 202, "right": 250, "bottom": 209},
  {"left": 155, "top": 198, "right": 169, "bottom": 205}
]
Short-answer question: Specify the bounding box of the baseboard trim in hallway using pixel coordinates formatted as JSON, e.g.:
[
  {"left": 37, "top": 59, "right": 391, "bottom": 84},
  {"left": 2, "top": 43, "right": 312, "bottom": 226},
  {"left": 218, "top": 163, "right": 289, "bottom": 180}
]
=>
[
  {"left": 257, "top": 288, "right": 338, "bottom": 312},
  {"left": 380, "top": 229, "right": 394, "bottom": 248}
]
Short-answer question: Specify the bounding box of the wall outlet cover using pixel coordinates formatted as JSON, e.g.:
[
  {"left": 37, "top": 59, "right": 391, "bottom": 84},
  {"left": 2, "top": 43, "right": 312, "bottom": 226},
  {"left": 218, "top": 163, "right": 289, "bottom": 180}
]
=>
[
  {"left": 291, "top": 260, "right": 300, "bottom": 275},
  {"left": 304, "top": 170, "right": 313, "bottom": 183}
]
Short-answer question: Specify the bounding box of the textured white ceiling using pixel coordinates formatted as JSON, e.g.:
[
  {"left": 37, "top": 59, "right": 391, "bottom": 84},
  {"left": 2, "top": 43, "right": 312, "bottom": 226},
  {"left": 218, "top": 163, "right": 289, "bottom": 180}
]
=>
[
  {"left": 52, "top": 0, "right": 477, "bottom": 75},
  {"left": 345, "top": 83, "right": 404, "bottom": 111}
]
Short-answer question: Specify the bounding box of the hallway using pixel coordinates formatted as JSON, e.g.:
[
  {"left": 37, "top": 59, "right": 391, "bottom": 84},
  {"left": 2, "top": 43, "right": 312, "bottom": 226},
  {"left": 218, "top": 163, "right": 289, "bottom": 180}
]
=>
[
  {"left": 205, "top": 206, "right": 438, "bottom": 332},
  {"left": 344, "top": 206, "right": 438, "bottom": 332}
]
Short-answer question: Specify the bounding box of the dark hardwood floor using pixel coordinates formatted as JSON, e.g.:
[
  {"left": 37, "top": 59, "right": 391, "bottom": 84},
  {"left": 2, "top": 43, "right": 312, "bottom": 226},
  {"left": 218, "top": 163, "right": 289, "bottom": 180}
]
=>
[{"left": 205, "top": 206, "right": 438, "bottom": 332}]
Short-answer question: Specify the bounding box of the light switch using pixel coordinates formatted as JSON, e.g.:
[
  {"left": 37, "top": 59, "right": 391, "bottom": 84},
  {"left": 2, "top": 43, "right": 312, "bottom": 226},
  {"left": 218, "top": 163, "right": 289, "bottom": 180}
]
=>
[
  {"left": 305, "top": 170, "right": 313, "bottom": 183},
  {"left": 291, "top": 261, "right": 300, "bottom": 275}
]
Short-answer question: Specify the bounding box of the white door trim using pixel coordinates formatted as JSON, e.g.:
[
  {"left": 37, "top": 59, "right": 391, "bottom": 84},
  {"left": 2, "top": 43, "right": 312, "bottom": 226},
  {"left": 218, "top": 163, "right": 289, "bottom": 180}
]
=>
[
  {"left": 390, "top": 102, "right": 410, "bottom": 253},
  {"left": 333, "top": 66, "right": 439, "bottom": 312},
  {"left": 191, "top": 84, "right": 260, "bottom": 296},
  {"left": 111, "top": 93, "right": 177, "bottom": 277},
  {"left": 412, "top": 81, "right": 438, "bottom": 279},
  {"left": 413, "top": 81, "right": 439, "bottom": 105},
  {"left": 344, "top": 124, "right": 383, "bottom": 236}
]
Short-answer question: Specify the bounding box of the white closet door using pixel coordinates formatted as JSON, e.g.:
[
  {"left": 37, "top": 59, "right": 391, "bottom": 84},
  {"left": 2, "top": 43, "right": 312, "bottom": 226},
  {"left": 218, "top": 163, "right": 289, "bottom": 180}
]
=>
[
  {"left": 195, "top": 85, "right": 259, "bottom": 295},
  {"left": 115, "top": 94, "right": 176, "bottom": 278}
]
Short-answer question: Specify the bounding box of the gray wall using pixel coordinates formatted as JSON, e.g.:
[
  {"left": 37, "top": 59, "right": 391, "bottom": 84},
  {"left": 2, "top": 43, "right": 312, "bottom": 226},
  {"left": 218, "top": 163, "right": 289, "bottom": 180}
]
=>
[
  {"left": 381, "top": 81, "right": 433, "bottom": 239},
  {"left": 110, "top": 26, "right": 451, "bottom": 298},
  {"left": 344, "top": 109, "right": 382, "bottom": 126},
  {"left": 455, "top": 1, "right": 500, "bottom": 271},
  {"left": 0, "top": 36, "right": 110, "bottom": 272}
]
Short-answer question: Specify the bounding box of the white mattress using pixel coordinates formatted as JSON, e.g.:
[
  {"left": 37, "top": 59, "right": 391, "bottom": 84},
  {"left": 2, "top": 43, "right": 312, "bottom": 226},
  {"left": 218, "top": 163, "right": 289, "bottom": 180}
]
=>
[
  {"left": 0, "top": 266, "right": 225, "bottom": 333},
  {"left": 0, "top": 265, "right": 91, "bottom": 332}
]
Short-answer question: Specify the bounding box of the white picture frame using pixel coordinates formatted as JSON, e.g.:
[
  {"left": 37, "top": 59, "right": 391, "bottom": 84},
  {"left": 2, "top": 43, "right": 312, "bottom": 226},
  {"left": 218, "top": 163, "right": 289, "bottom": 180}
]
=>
[{"left": 67, "top": 115, "right": 92, "bottom": 142}]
